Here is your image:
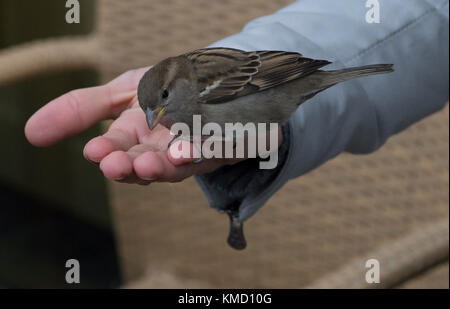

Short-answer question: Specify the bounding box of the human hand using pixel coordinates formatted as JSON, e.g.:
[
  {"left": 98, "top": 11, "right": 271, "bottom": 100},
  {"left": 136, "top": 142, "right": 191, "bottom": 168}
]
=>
[{"left": 25, "top": 67, "right": 282, "bottom": 185}]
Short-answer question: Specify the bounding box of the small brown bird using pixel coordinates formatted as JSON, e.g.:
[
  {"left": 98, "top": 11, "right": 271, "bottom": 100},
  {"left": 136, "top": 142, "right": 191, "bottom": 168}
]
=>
[{"left": 138, "top": 47, "right": 393, "bottom": 134}]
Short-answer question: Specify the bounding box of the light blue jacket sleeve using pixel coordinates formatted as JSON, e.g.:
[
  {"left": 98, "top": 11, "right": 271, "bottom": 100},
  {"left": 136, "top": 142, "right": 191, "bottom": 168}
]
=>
[{"left": 196, "top": 0, "right": 449, "bottom": 221}]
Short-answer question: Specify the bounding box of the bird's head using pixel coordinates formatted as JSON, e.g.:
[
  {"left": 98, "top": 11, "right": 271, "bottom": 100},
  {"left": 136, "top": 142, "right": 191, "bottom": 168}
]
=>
[{"left": 137, "top": 56, "right": 197, "bottom": 130}]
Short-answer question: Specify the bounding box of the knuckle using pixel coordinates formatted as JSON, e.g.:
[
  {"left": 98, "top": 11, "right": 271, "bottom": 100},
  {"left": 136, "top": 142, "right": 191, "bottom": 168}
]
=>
[{"left": 65, "top": 90, "right": 84, "bottom": 124}]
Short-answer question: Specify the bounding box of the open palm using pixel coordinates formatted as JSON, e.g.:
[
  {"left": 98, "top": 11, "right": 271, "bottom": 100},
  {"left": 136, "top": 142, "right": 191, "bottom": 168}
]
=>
[{"left": 25, "top": 67, "right": 235, "bottom": 185}]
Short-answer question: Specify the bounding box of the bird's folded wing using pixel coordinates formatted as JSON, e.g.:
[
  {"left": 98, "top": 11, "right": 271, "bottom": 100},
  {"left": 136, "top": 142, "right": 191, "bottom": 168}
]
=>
[{"left": 186, "top": 47, "right": 330, "bottom": 104}]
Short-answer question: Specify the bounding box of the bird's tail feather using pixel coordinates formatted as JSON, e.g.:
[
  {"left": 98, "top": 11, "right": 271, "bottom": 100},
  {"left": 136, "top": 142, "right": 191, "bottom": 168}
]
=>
[
  {"left": 297, "top": 64, "right": 393, "bottom": 104},
  {"left": 319, "top": 64, "right": 394, "bottom": 87}
]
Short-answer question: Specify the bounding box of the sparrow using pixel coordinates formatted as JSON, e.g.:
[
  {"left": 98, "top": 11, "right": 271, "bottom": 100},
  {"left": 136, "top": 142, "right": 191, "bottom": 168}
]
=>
[
  {"left": 137, "top": 47, "right": 393, "bottom": 135},
  {"left": 137, "top": 47, "right": 393, "bottom": 250}
]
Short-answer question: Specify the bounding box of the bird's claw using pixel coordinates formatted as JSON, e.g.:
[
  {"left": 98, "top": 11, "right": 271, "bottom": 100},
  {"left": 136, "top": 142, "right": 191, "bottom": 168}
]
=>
[
  {"left": 193, "top": 157, "right": 204, "bottom": 164},
  {"left": 167, "top": 134, "right": 181, "bottom": 149}
]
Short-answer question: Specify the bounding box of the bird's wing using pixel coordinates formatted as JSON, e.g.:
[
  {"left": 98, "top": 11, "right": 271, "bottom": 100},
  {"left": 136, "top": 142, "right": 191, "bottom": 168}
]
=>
[{"left": 185, "top": 47, "right": 331, "bottom": 104}]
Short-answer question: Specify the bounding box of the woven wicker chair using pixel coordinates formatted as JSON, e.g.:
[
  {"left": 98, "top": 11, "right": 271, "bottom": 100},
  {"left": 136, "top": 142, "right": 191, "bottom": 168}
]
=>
[{"left": 1, "top": 0, "right": 448, "bottom": 288}]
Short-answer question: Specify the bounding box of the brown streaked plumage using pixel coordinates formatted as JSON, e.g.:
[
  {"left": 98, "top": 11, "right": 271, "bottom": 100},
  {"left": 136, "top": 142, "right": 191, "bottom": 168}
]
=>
[
  {"left": 186, "top": 48, "right": 331, "bottom": 104},
  {"left": 137, "top": 47, "right": 393, "bottom": 133}
]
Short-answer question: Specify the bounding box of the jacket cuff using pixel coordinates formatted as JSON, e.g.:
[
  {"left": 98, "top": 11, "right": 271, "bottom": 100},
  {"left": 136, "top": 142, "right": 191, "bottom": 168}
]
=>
[{"left": 194, "top": 122, "right": 292, "bottom": 221}]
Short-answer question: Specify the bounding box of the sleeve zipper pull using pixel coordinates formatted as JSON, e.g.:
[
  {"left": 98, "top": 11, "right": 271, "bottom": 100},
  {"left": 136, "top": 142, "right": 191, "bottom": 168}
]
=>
[{"left": 226, "top": 211, "right": 246, "bottom": 250}]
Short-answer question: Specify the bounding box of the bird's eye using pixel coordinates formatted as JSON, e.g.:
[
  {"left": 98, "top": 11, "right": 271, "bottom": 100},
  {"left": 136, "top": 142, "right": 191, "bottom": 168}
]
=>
[{"left": 161, "top": 89, "right": 169, "bottom": 99}]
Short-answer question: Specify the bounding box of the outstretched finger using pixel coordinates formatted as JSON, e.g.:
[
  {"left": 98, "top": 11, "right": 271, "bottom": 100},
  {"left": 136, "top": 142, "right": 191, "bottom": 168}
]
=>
[{"left": 25, "top": 67, "right": 150, "bottom": 147}]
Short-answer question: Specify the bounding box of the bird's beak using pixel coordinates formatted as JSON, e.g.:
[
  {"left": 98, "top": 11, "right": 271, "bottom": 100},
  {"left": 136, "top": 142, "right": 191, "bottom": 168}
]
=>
[{"left": 145, "top": 106, "right": 165, "bottom": 130}]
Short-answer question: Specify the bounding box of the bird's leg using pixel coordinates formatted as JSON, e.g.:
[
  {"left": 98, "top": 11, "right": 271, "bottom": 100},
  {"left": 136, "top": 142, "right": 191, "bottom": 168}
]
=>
[
  {"left": 167, "top": 133, "right": 181, "bottom": 149},
  {"left": 167, "top": 134, "right": 204, "bottom": 163},
  {"left": 192, "top": 134, "right": 224, "bottom": 164},
  {"left": 167, "top": 133, "right": 206, "bottom": 163},
  {"left": 192, "top": 156, "right": 204, "bottom": 164},
  {"left": 192, "top": 141, "right": 205, "bottom": 164},
  {"left": 192, "top": 135, "right": 204, "bottom": 164}
]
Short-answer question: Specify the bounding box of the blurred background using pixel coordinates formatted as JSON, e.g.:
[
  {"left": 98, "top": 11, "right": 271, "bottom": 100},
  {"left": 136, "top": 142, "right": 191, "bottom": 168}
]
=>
[{"left": 0, "top": 0, "right": 448, "bottom": 288}]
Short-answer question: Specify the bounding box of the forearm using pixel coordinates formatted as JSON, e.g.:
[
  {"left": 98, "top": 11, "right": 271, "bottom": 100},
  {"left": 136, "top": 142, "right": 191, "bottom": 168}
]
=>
[{"left": 197, "top": 0, "right": 449, "bottom": 221}]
